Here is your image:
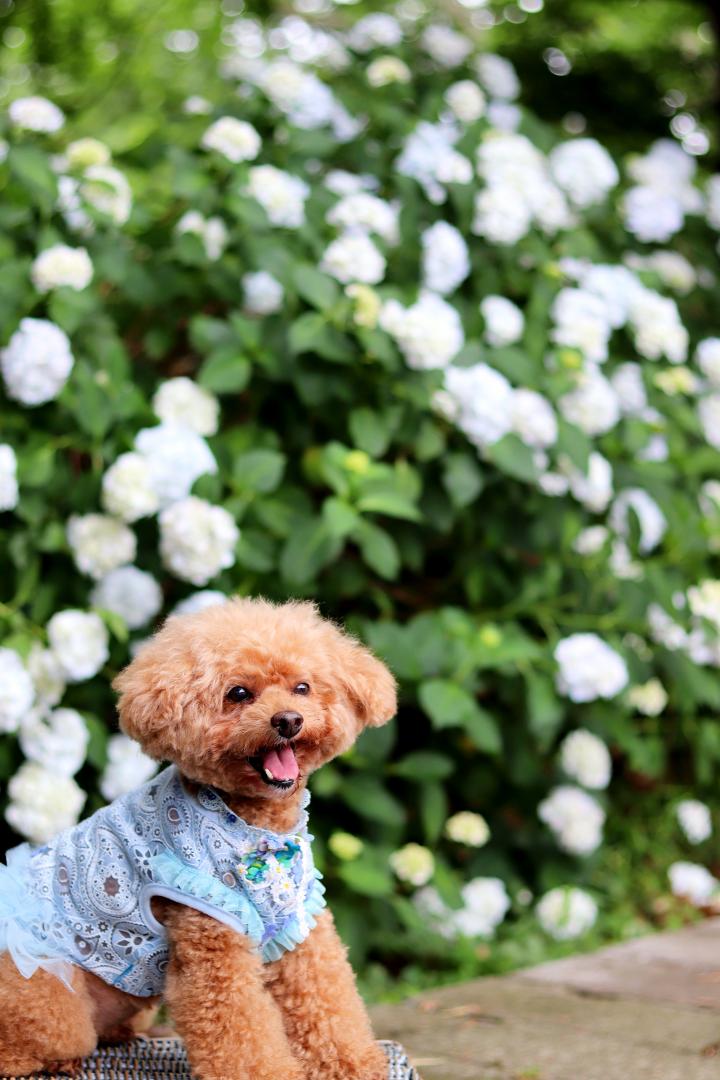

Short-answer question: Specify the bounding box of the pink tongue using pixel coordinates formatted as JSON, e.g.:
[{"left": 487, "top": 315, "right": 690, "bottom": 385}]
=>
[{"left": 262, "top": 744, "right": 299, "bottom": 781}]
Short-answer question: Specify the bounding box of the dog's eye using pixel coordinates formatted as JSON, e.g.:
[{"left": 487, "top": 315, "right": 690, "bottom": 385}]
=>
[
  {"left": 227, "top": 686, "right": 253, "bottom": 703},
  {"left": 293, "top": 682, "right": 310, "bottom": 695}
]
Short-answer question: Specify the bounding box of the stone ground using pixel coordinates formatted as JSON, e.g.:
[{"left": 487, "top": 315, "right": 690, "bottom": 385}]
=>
[{"left": 370, "top": 918, "right": 720, "bottom": 1080}]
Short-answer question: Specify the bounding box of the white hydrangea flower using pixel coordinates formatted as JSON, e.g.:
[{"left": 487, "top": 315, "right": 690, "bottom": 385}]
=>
[
  {"left": 91, "top": 566, "right": 163, "bottom": 630},
  {"left": 396, "top": 121, "right": 472, "bottom": 205},
  {"left": 26, "top": 644, "right": 65, "bottom": 709},
  {"left": 637, "top": 250, "right": 696, "bottom": 294},
  {"left": 647, "top": 603, "right": 688, "bottom": 652},
  {"left": 687, "top": 579, "right": 720, "bottom": 632},
  {"left": 486, "top": 102, "right": 522, "bottom": 133},
  {"left": 101, "top": 452, "right": 160, "bottom": 523},
  {"left": 0, "top": 648, "right": 35, "bottom": 734},
  {"left": 31, "top": 245, "right": 93, "bottom": 293},
  {"left": 421, "top": 24, "right": 472, "bottom": 68},
  {"left": 624, "top": 186, "right": 684, "bottom": 243},
  {"left": 134, "top": 423, "right": 218, "bottom": 508},
  {"left": 20, "top": 707, "right": 89, "bottom": 777},
  {"left": 676, "top": 800, "right": 712, "bottom": 845},
  {"left": 560, "top": 729, "right": 612, "bottom": 790},
  {"left": 183, "top": 95, "right": 212, "bottom": 115},
  {"left": 536, "top": 886, "right": 598, "bottom": 940},
  {"left": 444, "top": 363, "right": 514, "bottom": 448},
  {"left": 555, "top": 633, "right": 628, "bottom": 702},
  {"left": 577, "top": 263, "right": 643, "bottom": 329},
  {"left": 549, "top": 139, "right": 618, "bottom": 207},
  {"left": 551, "top": 288, "right": 612, "bottom": 363},
  {"left": 474, "top": 54, "right": 520, "bottom": 100},
  {"left": 1, "top": 317, "right": 75, "bottom": 406},
  {"left": 6, "top": 762, "right": 85, "bottom": 843},
  {"left": 380, "top": 292, "right": 464, "bottom": 370},
  {"left": 609, "top": 489, "right": 667, "bottom": 554},
  {"left": 8, "top": 95, "right": 64, "bottom": 133},
  {"left": 699, "top": 395, "right": 720, "bottom": 450},
  {"left": 707, "top": 174, "right": 720, "bottom": 230},
  {"left": 559, "top": 367, "right": 620, "bottom": 436},
  {"left": 66, "top": 137, "right": 111, "bottom": 169},
  {"left": 100, "top": 734, "right": 159, "bottom": 801},
  {"left": 82, "top": 164, "right": 132, "bottom": 225},
  {"left": 326, "top": 192, "right": 398, "bottom": 244},
  {"left": 159, "top": 496, "right": 239, "bottom": 585},
  {"left": 0, "top": 444, "right": 18, "bottom": 511},
  {"left": 629, "top": 289, "right": 688, "bottom": 363},
  {"left": 510, "top": 390, "right": 558, "bottom": 449},
  {"left": 668, "top": 861, "right": 719, "bottom": 906},
  {"left": 445, "top": 81, "right": 486, "bottom": 124},
  {"left": 201, "top": 117, "right": 261, "bottom": 163},
  {"left": 242, "top": 271, "right": 284, "bottom": 315},
  {"left": 480, "top": 295, "right": 524, "bottom": 347},
  {"left": 696, "top": 339, "right": 720, "bottom": 385},
  {"left": 573, "top": 525, "right": 609, "bottom": 555},
  {"left": 246, "top": 165, "right": 309, "bottom": 227},
  {"left": 320, "top": 232, "right": 386, "bottom": 285},
  {"left": 611, "top": 362, "right": 647, "bottom": 416},
  {"left": 47, "top": 610, "right": 110, "bottom": 682},
  {"left": 445, "top": 812, "right": 490, "bottom": 847},
  {"left": 57, "top": 174, "right": 92, "bottom": 235},
  {"left": 348, "top": 13, "right": 403, "bottom": 52},
  {"left": 152, "top": 377, "right": 219, "bottom": 437},
  {"left": 538, "top": 785, "right": 606, "bottom": 856},
  {"left": 172, "top": 590, "right": 228, "bottom": 616},
  {"left": 473, "top": 183, "right": 533, "bottom": 245},
  {"left": 627, "top": 678, "right": 668, "bottom": 716},
  {"left": 454, "top": 877, "right": 510, "bottom": 937},
  {"left": 389, "top": 843, "right": 435, "bottom": 886},
  {"left": 563, "top": 452, "right": 614, "bottom": 513},
  {"left": 420, "top": 221, "right": 470, "bottom": 295},
  {"left": 324, "top": 170, "right": 378, "bottom": 196},
  {"left": 66, "top": 513, "right": 136, "bottom": 580},
  {"left": 252, "top": 59, "right": 358, "bottom": 139},
  {"left": 176, "top": 211, "right": 228, "bottom": 261}
]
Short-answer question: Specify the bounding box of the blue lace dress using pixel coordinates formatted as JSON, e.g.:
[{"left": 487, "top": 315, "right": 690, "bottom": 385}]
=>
[{"left": 0, "top": 766, "right": 326, "bottom": 996}]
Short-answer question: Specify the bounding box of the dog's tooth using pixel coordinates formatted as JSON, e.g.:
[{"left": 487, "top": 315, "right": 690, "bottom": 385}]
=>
[{"left": 264, "top": 768, "right": 274, "bottom": 780}]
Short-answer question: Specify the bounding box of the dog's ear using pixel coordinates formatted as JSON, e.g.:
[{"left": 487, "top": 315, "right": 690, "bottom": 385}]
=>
[
  {"left": 113, "top": 635, "right": 193, "bottom": 760},
  {"left": 333, "top": 635, "right": 397, "bottom": 728}
]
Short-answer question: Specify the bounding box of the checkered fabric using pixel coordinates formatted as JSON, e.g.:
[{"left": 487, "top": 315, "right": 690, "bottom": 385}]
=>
[{"left": 1, "top": 1038, "right": 419, "bottom": 1079}]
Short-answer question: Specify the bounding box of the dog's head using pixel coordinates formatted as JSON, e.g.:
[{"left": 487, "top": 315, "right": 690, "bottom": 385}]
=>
[{"left": 113, "top": 598, "right": 396, "bottom": 799}]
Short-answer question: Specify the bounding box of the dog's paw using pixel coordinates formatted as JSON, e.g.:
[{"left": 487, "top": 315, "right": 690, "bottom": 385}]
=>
[
  {"left": 46, "top": 1056, "right": 85, "bottom": 1078},
  {"left": 306, "top": 1041, "right": 388, "bottom": 1080}
]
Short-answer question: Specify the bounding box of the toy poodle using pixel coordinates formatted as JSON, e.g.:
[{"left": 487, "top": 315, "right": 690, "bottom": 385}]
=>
[{"left": 0, "top": 598, "right": 397, "bottom": 1080}]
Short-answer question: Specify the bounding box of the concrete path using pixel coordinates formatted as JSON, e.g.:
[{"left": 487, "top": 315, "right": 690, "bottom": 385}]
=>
[{"left": 370, "top": 919, "right": 720, "bottom": 1080}]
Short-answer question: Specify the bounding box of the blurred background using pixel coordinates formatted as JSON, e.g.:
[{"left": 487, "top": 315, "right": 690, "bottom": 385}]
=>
[{"left": 1, "top": 0, "right": 720, "bottom": 1002}]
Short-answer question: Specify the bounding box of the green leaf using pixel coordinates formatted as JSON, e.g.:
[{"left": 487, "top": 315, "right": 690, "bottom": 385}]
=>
[
  {"left": 9, "top": 146, "right": 58, "bottom": 209},
  {"left": 349, "top": 408, "right": 391, "bottom": 457},
  {"left": 442, "top": 452, "right": 484, "bottom": 508},
  {"left": 322, "top": 497, "right": 359, "bottom": 539},
  {"left": 198, "top": 349, "right": 251, "bottom": 394},
  {"left": 232, "top": 450, "right": 286, "bottom": 493},
  {"left": 525, "top": 672, "right": 565, "bottom": 750},
  {"left": 485, "top": 435, "right": 538, "bottom": 483},
  {"left": 293, "top": 263, "right": 340, "bottom": 311},
  {"left": 419, "top": 782, "right": 449, "bottom": 843},
  {"left": 338, "top": 851, "right": 394, "bottom": 897},
  {"left": 418, "top": 679, "right": 476, "bottom": 729},
  {"left": 340, "top": 774, "right": 406, "bottom": 825},
  {"left": 279, "top": 519, "right": 342, "bottom": 585},
  {"left": 393, "top": 752, "right": 454, "bottom": 781},
  {"left": 462, "top": 706, "right": 502, "bottom": 754},
  {"left": 353, "top": 519, "right": 400, "bottom": 579}
]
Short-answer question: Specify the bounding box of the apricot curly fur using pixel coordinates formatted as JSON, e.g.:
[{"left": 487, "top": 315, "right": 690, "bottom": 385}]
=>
[{"left": 0, "top": 597, "right": 397, "bottom": 1079}]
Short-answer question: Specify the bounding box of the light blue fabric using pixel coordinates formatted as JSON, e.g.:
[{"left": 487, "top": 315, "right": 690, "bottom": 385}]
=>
[{"left": 0, "top": 766, "right": 325, "bottom": 996}]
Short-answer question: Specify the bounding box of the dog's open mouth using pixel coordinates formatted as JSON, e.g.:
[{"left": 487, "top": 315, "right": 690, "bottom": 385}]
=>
[{"left": 248, "top": 744, "right": 300, "bottom": 789}]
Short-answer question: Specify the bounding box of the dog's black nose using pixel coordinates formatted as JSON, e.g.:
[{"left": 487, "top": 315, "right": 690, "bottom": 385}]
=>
[{"left": 271, "top": 711, "right": 303, "bottom": 739}]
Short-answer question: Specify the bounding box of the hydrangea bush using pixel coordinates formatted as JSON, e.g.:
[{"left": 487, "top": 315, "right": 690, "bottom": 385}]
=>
[{"left": 1, "top": 4, "right": 720, "bottom": 986}]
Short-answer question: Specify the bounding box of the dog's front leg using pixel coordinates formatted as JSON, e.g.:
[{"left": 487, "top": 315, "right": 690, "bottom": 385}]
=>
[
  {"left": 162, "top": 903, "right": 304, "bottom": 1080},
  {"left": 265, "top": 909, "right": 387, "bottom": 1080}
]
